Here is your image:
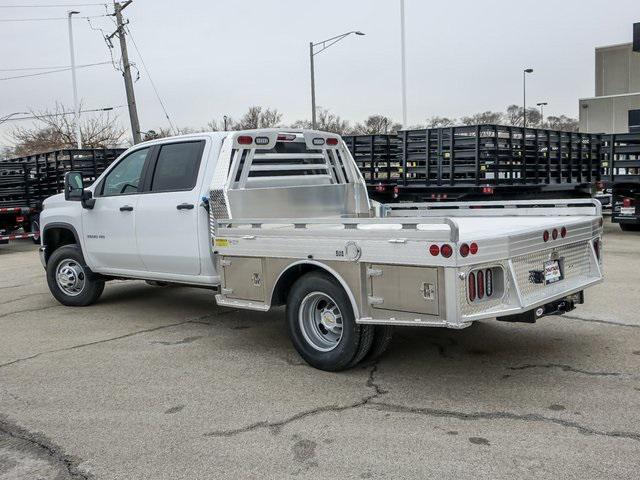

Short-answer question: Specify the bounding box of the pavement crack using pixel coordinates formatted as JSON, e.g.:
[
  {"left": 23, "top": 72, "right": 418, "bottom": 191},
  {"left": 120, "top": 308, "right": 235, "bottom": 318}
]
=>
[
  {"left": 0, "top": 319, "right": 199, "bottom": 369},
  {"left": 0, "top": 304, "right": 61, "bottom": 320},
  {"left": 563, "top": 314, "right": 640, "bottom": 329},
  {"left": 0, "top": 414, "right": 92, "bottom": 479},
  {"left": 507, "top": 363, "right": 623, "bottom": 377},
  {"left": 205, "top": 362, "right": 387, "bottom": 438},
  {"left": 367, "top": 402, "right": 640, "bottom": 443}
]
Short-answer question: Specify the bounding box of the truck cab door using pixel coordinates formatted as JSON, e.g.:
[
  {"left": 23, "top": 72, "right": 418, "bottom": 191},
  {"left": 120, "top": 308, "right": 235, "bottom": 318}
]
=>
[
  {"left": 135, "top": 140, "right": 206, "bottom": 276},
  {"left": 82, "top": 147, "right": 151, "bottom": 272}
]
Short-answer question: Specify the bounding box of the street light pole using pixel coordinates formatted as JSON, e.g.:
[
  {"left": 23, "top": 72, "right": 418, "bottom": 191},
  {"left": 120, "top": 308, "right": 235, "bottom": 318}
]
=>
[
  {"left": 400, "top": 0, "right": 407, "bottom": 127},
  {"left": 310, "top": 42, "right": 316, "bottom": 129},
  {"left": 67, "top": 10, "right": 82, "bottom": 148},
  {"left": 537, "top": 102, "right": 548, "bottom": 127},
  {"left": 309, "top": 31, "right": 365, "bottom": 130},
  {"left": 523, "top": 68, "right": 533, "bottom": 128}
]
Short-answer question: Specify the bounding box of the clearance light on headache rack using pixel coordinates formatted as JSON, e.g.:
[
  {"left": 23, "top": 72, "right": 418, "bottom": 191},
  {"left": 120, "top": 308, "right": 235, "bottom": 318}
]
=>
[
  {"left": 254, "top": 136, "right": 270, "bottom": 145},
  {"left": 312, "top": 138, "right": 325, "bottom": 146},
  {"left": 237, "top": 135, "right": 253, "bottom": 145},
  {"left": 277, "top": 134, "right": 296, "bottom": 142},
  {"left": 326, "top": 137, "right": 339, "bottom": 146}
]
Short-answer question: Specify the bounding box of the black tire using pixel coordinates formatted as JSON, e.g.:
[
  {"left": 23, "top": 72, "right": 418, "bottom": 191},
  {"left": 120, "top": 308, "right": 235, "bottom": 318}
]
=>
[
  {"left": 363, "top": 325, "right": 394, "bottom": 363},
  {"left": 286, "top": 272, "right": 373, "bottom": 371},
  {"left": 46, "top": 245, "right": 104, "bottom": 306},
  {"left": 620, "top": 223, "right": 640, "bottom": 232}
]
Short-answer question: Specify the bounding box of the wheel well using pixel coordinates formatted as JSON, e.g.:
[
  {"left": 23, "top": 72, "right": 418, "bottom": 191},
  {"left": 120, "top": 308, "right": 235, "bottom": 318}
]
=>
[
  {"left": 43, "top": 226, "right": 78, "bottom": 262},
  {"left": 270, "top": 263, "right": 333, "bottom": 307}
]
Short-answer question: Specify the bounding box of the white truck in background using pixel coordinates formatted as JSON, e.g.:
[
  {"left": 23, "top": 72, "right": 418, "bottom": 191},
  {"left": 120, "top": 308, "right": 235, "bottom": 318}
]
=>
[{"left": 39, "top": 129, "right": 604, "bottom": 371}]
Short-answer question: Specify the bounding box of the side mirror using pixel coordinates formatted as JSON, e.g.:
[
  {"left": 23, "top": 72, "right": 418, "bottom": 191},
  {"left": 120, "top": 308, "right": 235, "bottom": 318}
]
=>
[
  {"left": 64, "top": 171, "right": 84, "bottom": 201},
  {"left": 64, "top": 171, "right": 96, "bottom": 209}
]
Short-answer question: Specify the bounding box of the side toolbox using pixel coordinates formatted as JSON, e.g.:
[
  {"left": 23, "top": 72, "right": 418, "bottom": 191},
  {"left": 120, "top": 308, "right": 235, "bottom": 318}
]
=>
[
  {"left": 220, "top": 256, "right": 265, "bottom": 302},
  {"left": 367, "top": 264, "right": 440, "bottom": 315}
]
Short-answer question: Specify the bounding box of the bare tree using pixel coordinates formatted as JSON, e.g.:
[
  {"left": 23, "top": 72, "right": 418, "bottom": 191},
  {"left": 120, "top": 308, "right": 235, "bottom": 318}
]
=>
[
  {"left": 546, "top": 115, "right": 578, "bottom": 132},
  {"left": 11, "top": 103, "right": 125, "bottom": 156},
  {"left": 426, "top": 116, "right": 457, "bottom": 128},
  {"left": 504, "top": 105, "right": 543, "bottom": 127},
  {"left": 291, "top": 108, "right": 351, "bottom": 135},
  {"left": 460, "top": 111, "right": 504, "bottom": 126},
  {"left": 233, "top": 106, "right": 282, "bottom": 130},
  {"left": 351, "top": 115, "right": 402, "bottom": 135}
]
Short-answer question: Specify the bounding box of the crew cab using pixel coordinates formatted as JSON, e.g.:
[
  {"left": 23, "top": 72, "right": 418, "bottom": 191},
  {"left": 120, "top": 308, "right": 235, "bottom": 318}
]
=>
[{"left": 40, "top": 129, "right": 604, "bottom": 371}]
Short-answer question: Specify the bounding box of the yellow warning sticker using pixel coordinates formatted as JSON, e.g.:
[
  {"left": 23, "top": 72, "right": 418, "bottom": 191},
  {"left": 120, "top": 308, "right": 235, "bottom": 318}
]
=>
[{"left": 214, "top": 238, "right": 230, "bottom": 247}]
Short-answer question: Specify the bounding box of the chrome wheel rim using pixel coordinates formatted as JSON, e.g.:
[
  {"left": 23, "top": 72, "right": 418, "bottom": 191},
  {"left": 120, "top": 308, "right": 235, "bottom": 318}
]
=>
[
  {"left": 55, "top": 259, "right": 85, "bottom": 296},
  {"left": 298, "top": 292, "right": 343, "bottom": 352}
]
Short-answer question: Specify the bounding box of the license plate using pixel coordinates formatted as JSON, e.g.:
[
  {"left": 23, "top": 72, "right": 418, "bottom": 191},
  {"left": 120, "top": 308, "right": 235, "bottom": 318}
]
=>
[
  {"left": 620, "top": 207, "right": 636, "bottom": 215},
  {"left": 544, "top": 259, "right": 562, "bottom": 284}
]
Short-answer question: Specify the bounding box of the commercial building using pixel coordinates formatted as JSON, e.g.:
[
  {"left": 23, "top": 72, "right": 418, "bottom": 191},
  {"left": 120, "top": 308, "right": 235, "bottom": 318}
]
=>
[{"left": 579, "top": 43, "right": 640, "bottom": 133}]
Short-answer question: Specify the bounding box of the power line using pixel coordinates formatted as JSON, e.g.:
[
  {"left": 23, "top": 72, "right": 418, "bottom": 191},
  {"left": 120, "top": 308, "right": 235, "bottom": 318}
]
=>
[
  {"left": 0, "top": 62, "right": 111, "bottom": 81},
  {"left": 125, "top": 25, "right": 175, "bottom": 133},
  {"left": 1, "top": 106, "right": 126, "bottom": 122},
  {"left": 0, "top": 14, "right": 108, "bottom": 22},
  {"left": 0, "top": 3, "right": 106, "bottom": 7}
]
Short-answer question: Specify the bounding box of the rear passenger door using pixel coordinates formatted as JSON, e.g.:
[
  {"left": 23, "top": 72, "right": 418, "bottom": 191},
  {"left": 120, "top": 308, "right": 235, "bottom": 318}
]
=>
[{"left": 135, "top": 140, "right": 206, "bottom": 276}]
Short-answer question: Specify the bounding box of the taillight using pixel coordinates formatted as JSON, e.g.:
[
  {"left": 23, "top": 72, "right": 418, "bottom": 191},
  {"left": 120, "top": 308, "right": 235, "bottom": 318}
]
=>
[
  {"left": 440, "top": 244, "right": 453, "bottom": 258},
  {"left": 468, "top": 272, "right": 476, "bottom": 301},
  {"left": 429, "top": 244, "right": 440, "bottom": 256},
  {"left": 393, "top": 186, "right": 399, "bottom": 198},
  {"left": 482, "top": 187, "right": 494, "bottom": 194},
  {"left": 237, "top": 135, "right": 253, "bottom": 145},
  {"left": 623, "top": 197, "right": 633, "bottom": 208},
  {"left": 460, "top": 243, "right": 470, "bottom": 257},
  {"left": 375, "top": 185, "right": 385, "bottom": 193},
  {"left": 552, "top": 228, "right": 558, "bottom": 240},
  {"left": 485, "top": 269, "right": 493, "bottom": 297},
  {"left": 326, "top": 137, "right": 339, "bottom": 146},
  {"left": 469, "top": 242, "right": 478, "bottom": 255},
  {"left": 543, "top": 230, "right": 550, "bottom": 242},
  {"left": 561, "top": 226, "right": 567, "bottom": 238},
  {"left": 477, "top": 271, "right": 485, "bottom": 299},
  {"left": 15, "top": 216, "right": 24, "bottom": 223}
]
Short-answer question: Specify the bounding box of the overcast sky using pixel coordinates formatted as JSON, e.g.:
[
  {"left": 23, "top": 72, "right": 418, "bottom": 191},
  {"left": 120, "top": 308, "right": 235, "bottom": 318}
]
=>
[{"left": 1, "top": 0, "right": 638, "bottom": 146}]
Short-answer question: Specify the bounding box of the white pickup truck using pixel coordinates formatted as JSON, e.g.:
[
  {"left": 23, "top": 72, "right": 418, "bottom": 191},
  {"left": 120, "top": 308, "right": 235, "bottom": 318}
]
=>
[{"left": 40, "top": 129, "right": 604, "bottom": 370}]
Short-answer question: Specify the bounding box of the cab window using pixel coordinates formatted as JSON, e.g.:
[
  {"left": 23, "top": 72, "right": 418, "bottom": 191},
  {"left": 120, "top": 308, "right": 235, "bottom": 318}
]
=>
[
  {"left": 102, "top": 148, "right": 150, "bottom": 196},
  {"left": 149, "top": 141, "right": 204, "bottom": 192}
]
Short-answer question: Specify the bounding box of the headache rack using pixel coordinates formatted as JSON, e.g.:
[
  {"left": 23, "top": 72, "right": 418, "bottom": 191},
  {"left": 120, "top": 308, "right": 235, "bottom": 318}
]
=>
[{"left": 344, "top": 125, "right": 602, "bottom": 201}]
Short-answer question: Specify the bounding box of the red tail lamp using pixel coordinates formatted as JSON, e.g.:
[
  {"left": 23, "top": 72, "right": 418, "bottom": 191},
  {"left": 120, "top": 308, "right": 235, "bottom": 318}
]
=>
[
  {"left": 440, "top": 244, "right": 453, "bottom": 258},
  {"left": 237, "top": 135, "right": 253, "bottom": 145}
]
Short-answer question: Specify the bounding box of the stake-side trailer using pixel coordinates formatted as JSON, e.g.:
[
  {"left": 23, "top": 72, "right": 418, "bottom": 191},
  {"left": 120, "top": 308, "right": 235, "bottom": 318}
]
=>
[
  {"left": 0, "top": 149, "right": 125, "bottom": 244},
  {"left": 39, "top": 130, "right": 603, "bottom": 370}
]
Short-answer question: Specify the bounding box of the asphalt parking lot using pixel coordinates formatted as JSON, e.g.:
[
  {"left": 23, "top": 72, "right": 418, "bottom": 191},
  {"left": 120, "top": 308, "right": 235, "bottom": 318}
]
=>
[{"left": 1, "top": 219, "right": 639, "bottom": 479}]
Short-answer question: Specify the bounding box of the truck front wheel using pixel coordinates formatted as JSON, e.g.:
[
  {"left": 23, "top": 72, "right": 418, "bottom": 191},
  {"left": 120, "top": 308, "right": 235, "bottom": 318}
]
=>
[
  {"left": 286, "top": 272, "right": 373, "bottom": 371},
  {"left": 46, "top": 245, "right": 105, "bottom": 306}
]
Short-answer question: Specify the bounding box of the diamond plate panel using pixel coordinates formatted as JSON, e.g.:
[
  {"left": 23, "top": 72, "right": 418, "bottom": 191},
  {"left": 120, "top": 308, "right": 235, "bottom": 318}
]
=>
[{"left": 512, "top": 241, "right": 594, "bottom": 304}]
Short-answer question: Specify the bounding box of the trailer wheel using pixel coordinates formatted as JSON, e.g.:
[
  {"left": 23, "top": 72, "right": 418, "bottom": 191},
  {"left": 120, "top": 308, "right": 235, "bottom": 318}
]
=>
[
  {"left": 286, "top": 272, "right": 372, "bottom": 371},
  {"left": 30, "top": 217, "right": 40, "bottom": 244},
  {"left": 620, "top": 223, "right": 640, "bottom": 232},
  {"left": 46, "top": 245, "right": 104, "bottom": 306}
]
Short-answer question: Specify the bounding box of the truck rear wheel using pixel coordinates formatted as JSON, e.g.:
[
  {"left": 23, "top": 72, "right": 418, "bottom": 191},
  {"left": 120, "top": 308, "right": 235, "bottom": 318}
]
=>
[
  {"left": 364, "top": 325, "right": 394, "bottom": 362},
  {"left": 46, "top": 245, "right": 105, "bottom": 307},
  {"left": 286, "top": 272, "right": 373, "bottom": 371}
]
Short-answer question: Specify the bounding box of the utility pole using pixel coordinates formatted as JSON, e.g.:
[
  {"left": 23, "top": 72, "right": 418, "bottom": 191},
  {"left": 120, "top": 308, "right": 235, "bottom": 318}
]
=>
[
  {"left": 67, "top": 11, "right": 82, "bottom": 148},
  {"left": 110, "top": 1, "right": 141, "bottom": 144},
  {"left": 310, "top": 42, "right": 316, "bottom": 129}
]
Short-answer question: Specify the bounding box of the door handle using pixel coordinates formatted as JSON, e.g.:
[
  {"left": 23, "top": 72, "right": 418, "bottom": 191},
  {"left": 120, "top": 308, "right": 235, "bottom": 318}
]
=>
[
  {"left": 177, "top": 203, "right": 195, "bottom": 210},
  {"left": 119, "top": 205, "right": 134, "bottom": 212}
]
